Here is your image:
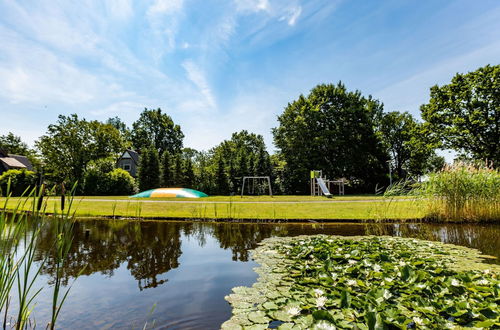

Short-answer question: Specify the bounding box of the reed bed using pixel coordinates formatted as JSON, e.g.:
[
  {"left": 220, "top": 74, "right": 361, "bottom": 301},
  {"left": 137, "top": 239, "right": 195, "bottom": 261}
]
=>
[
  {"left": 420, "top": 162, "right": 500, "bottom": 222},
  {"left": 0, "top": 181, "right": 77, "bottom": 329}
]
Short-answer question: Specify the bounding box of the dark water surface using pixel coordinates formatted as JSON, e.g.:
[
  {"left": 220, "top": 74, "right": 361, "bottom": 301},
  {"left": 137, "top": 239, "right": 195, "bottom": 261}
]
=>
[{"left": 19, "top": 220, "right": 500, "bottom": 329}]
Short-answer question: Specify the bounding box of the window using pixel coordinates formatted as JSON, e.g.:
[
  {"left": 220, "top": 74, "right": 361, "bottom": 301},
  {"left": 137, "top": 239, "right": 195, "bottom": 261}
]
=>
[{"left": 123, "top": 164, "right": 131, "bottom": 171}]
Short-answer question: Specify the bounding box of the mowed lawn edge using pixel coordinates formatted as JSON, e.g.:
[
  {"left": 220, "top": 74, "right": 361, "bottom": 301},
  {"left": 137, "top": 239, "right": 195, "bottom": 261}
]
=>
[{"left": 1, "top": 195, "right": 425, "bottom": 220}]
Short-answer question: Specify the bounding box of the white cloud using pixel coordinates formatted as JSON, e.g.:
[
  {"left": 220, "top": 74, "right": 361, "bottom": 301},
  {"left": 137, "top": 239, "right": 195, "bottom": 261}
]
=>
[
  {"left": 106, "top": 0, "right": 133, "bottom": 20},
  {"left": 182, "top": 61, "right": 217, "bottom": 110},
  {"left": 147, "top": 0, "right": 184, "bottom": 16},
  {"left": 281, "top": 5, "right": 302, "bottom": 26},
  {"left": 235, "top": 0, "right": 270, "bottom": 13}
]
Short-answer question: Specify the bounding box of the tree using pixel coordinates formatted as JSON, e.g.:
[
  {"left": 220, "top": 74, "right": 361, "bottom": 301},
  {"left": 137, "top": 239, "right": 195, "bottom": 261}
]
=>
[
  {"left": 36, "top": 114, "right": 126, "bottom": 186},
  {"left": 0, "top": 132, "right": 30, "bottom": 155},
  {"left": 273, "top": 82, "right": 389, "bottom": 194},
  {"left": 107, "top": 116, "right": 132, "bottom": 147},
  {"left": 183, "top": 158, "right": 195, "bottom": 188},
  {"left": 421, "top": 64, "right": 500, "bottom": 165},
  {"left": 215, "top": 155, "right": 229, "bottom": 195},
  {"left": 137, "top": 147, "right": 160, "bottom": 191},
  {"left": 131, "top": 108, "right": 184, "bottom": 155},
  {"left": 380, "top": 111, "right": 438, "bottom": 179},
  {"left": 0, "top": 169, "right": 37, "bottom": 196},
  {"left": 172, "top": 154, "right": 184, "bottom": 186},
  {"left": 160, "top": 151, "right": 173, "bottom": 187}
]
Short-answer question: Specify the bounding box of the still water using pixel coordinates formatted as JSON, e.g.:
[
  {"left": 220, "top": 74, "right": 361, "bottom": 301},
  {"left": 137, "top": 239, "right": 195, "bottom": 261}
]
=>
[{"left": 16, "top": 220, "right": 500, "bottom": 329}]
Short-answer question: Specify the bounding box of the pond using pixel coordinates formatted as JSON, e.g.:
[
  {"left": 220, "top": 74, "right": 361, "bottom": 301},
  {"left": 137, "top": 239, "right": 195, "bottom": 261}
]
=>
[{"left": 9, "top": 220, "right": 500, "bottom": 329}]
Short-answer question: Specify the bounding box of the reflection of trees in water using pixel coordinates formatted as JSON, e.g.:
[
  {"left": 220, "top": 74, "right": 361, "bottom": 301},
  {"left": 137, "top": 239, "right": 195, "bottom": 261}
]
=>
[
  {"left": 30, "top": 220, "right": 500, "bottom": 289},
  {"left": 210, "top": 223, "right": 289, "bottom": 261},
  {"left": 35, "top": 220, "right": 188, "bottom": 290},
  {"left": 366, "top": 223, "right": 500, "bottom": 261}
]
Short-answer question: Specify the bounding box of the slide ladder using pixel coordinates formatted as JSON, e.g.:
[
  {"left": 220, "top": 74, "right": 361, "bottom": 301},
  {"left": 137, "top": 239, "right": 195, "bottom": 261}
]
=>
[{"left": 316, "top": 177, "right": 332, "bottom": 198}]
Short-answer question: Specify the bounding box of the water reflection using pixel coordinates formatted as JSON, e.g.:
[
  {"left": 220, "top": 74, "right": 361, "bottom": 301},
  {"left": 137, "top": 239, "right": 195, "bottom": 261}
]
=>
[
  {"left": 34, "top": 220, "right": 500, "bottom": 291},
  {"left": 7, "top": 219, "right": 496, "bottom": 328}
]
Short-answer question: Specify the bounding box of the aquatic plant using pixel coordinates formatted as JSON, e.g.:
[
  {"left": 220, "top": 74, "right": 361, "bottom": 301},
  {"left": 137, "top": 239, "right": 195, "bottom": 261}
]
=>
[
  {"left": 0, "top": 181, "right": 78, "bottom": 329},
  {"left": 420, "top": 162, "right": 500, "bottom": 222},
  {"left": 223, "top": 235, "right": 500, "bottom": 329}
]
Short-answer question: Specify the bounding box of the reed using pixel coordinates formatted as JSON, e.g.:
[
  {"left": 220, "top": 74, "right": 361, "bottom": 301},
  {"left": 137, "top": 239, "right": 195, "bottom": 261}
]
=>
[
  {"left": 420, "top": 162, "right": 500, "bottom": 222},
  {"left": 0, "top": 180, "right": 78, "bottom": 329}
]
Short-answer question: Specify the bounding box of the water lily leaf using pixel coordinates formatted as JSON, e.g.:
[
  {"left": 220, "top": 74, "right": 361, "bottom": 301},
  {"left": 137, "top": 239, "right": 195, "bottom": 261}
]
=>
[
  {"left": 340, "top": 290, "right": 351, "bottom": 308},
  {"left": 248, "top": 311, "right": 270, "bottom": 324}
]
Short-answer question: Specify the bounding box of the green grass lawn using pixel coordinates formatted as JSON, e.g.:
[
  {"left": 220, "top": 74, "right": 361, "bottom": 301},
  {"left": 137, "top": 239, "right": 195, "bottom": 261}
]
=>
[{"left": 1, "top": 195, "right": 425, "bottom": 221}]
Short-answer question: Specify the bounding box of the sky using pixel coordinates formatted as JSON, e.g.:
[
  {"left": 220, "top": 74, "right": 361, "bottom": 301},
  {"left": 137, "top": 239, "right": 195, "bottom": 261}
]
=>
[{"left": 0, "top": 0, "right": 499, "bottom": 156}]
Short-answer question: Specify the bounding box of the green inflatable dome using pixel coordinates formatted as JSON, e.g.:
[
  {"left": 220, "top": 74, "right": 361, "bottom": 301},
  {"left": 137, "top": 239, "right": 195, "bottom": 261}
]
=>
[{"left": 131, "top": 188, "right": 208, "bottom": 198}]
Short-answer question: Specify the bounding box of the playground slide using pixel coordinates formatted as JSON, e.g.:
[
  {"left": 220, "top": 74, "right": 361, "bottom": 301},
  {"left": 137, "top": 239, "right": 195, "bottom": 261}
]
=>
[{"left": 316, "top": 178, "right": 332, "bottom": 197}]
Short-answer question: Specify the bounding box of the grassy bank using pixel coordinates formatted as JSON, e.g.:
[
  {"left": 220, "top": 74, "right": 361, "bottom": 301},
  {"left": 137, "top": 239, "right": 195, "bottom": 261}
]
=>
[{"left": 0, "top": 195, "right": 424, "bottom": 221}]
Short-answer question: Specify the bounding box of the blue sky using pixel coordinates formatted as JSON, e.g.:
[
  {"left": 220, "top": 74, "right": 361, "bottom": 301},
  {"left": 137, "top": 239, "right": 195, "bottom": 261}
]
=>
[{"left": 0, "top": 0, "right": 499, "bottom": 154}]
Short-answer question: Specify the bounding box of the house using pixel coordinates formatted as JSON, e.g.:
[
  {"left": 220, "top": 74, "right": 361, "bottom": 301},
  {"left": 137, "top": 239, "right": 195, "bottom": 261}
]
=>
[
  {"left": 0, "top": 149, "right": 34, "bottom": 175},
  {"left": 117, "top": 149, "right": 139, "bottom": 177}
]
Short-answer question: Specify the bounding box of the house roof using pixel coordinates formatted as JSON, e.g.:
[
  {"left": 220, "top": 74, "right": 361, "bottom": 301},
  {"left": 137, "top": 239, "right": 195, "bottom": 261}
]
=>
[
  {"left": 118, "top": 149, "right": 139, "bottom": 165},
  {"left": 8, "top": 154, "right": 34, "bottom": 171},
  {"left": 0, "top": 157, "right": 27, "bottom": 169}
]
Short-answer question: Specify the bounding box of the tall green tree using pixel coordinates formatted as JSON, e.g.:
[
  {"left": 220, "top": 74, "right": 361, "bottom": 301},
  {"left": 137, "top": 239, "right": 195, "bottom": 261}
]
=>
[
  {"left": 421, "top": 64, "right": 500, "bottom": 165},
  {"left": 137, "top": 147, "right": 160, "bottom": 191},
  {"left": 273, "top": 82, "right": 388, "bottom": 194},
  {"left": 380, "top": 111, "right": 438, "bottom": 179},
  {"left": 160, "top": 151, "right": 173, "bottom": 187},
  {"left": 36, "top": 114, "right": 126, "bottom": 185},
  {"left": 0, "top": 132, "right": 30, "bottom": 155},
  {"left": 172, "top": 154, "right": 184, "bottom": 186},
  {"left": 107, "top": 116, "right": 132, "bottom": 147},
  {"left": 215, "top": 155, "right": 229, "bottom": 195},
  {"left": 183, "top": 158, "right": 195, "bottom": 188},
  {"left": 131, "top": 108, "right": 184, "bottom": 155}
]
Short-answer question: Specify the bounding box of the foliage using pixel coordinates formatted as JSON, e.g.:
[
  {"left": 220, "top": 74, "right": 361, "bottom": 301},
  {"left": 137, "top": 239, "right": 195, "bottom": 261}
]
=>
[
  {"left": 380, "top": 111, "right": 439, "bottom": 179},
  {"left": 107, "top": 168, "right": 136, "bottom": 195},
  {"left": 1, "top": 186, "right": 78, "bottom": 329},
  {"left": 0, "top": 132, "right": 30, "bottom": 155},
  {"left": 138, "top": 147, "right": 160, "bottom": 191},
  {"left": 36, "top": 114, "right": 126, "bottom": 186},
  {"left": 0, "top": 132, "right": 40, "bottom": 169},
  {"left": 210, "top": 130, "right": 272, "bottom": 195},
  {"left": 419, "top": 162, "right": 500, "bottom": 222},
  {"left": 0, "top": 169, "right": 37, "bottom": 196},
  {"left": 82, "top": 158, "right": 115, "bottom": 195},
  {"left": 106, "top": 116, "right": 132, "bottom": 147},
  {"left": 421, "top": 64, "right": 500, "bottom": 165},
  {"left": 160, "top": 150, "right": 173, "bottom": 187},
  {"left": 131, "top": 108, "right": 184, "bottom": 155},
  {"left": 224, "top": 235, "right": 500, "bottom": 329},
  {"left": 273, "top": 83, "right": 389, "bottom": 194}
]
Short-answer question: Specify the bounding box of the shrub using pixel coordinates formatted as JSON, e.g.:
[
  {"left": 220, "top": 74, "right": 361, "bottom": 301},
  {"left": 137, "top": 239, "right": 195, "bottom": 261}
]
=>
[
  {"left": 420, "top": 162, "right": 500, "bottom": 222},
  {"left": 83, "top": 158, "right": 115, "bottom": 195},
  {"left": 0, "top": 169, "right": 37, "bottom": 196},
  {"left": 107, "top": 168, "right": 136, "bottom": 195}
]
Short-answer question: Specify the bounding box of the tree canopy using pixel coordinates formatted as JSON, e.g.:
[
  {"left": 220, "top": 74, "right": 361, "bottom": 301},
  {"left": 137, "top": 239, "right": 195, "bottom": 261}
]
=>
[
  {"left": 36, "top": 114, "right": 126, "bottom": 185},
  {"left": 380, "top": 111, "right": 439, "bottom": 179},
  {"left": 273, "top": 83, "right": 389, "bottom": 194},
  {"left": 421, "top": 64, "right": 500, "bottom": 165},
  {"left": 131, "top": 108, "right": 184, "bottom": 155}
]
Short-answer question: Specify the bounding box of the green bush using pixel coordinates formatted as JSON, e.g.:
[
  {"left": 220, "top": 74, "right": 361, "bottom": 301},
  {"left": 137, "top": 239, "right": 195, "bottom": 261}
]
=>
[
  {"left": 83, "top": 159, "right": 136, "bottom": 196},
  {"left": 106, "top": 168, "right": 136, "bottom": 195},
  {"left": 0, "top": 169, "right": 37, "bottom": 196},
  {"left": 420, "top": 162, "right": 500, "bottom": 222}
]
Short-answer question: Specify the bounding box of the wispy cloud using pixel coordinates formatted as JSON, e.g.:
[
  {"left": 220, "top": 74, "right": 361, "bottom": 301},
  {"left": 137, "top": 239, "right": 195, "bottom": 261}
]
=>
[
  {"left": 147, "top": 0, "right": 184, "bottom": 16},
  {"left": 182, "top": 60, "right": 216, "bottom": 110},
  {"left": 283, "top": 6, "right": 302, "bottom": 26}
]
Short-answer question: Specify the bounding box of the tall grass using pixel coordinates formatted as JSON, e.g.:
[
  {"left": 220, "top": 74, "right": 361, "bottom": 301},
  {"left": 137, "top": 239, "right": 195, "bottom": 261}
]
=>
[
  {"left": 0, "top": 181, "right": 78, "bottom": 328},
  {"left": 420, "top": 162, "right": 500, "bottom": 222}
]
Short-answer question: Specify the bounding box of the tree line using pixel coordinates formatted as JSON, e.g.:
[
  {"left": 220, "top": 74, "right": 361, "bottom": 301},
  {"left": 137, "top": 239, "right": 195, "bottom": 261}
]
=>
[{"left": 1, "top": 64, "right": 498, "bottom": 196}]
